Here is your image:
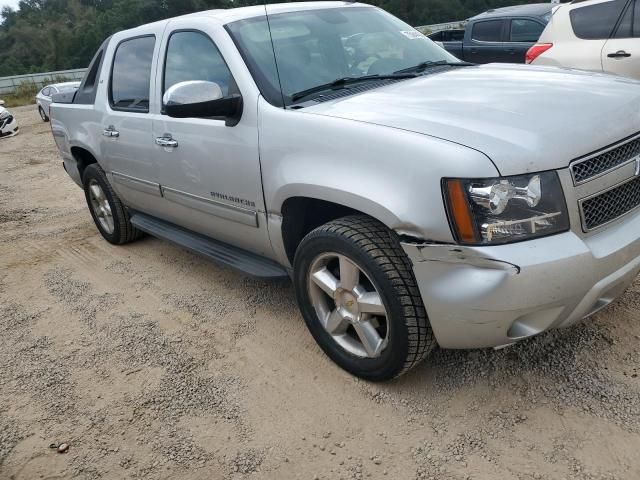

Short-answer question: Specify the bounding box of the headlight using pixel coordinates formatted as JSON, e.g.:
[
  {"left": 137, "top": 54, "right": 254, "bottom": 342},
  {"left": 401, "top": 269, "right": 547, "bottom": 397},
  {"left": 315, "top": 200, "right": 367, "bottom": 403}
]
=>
[
  {"left": 443, "top": 171, "right": 569, "bottom": 245},
  {"left": 0, "top": 110, "right": 9, "bottom": 120}
]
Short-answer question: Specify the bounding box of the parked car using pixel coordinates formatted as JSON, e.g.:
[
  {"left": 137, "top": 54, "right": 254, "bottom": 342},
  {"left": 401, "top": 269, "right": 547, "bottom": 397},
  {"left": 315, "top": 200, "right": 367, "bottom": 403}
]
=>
[
  {"left": 0, "top": 99, "right": 19, "bottom": 138},
  {"left": 50, "top": 2, "right": 640, "bottom": 381},
  {"left": 36, "top": 81, "right": 80, "bottom": 122},
  {"left": 528, "top": 0, "right": 640, "bottom": 80},
  {"left": 440, "top": 3, "right": 554, "bottom": 63}
]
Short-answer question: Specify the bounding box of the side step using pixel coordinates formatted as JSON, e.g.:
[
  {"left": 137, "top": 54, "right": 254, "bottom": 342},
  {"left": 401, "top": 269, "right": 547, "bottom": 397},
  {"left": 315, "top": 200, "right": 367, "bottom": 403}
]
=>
[{"left": 130, "top": 213, "right": 289, "bottom": 280}]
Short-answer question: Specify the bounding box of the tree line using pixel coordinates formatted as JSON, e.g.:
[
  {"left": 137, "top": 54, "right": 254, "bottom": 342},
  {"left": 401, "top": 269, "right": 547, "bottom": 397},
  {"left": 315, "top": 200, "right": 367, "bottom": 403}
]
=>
[{"left": 0, "top": 0, "right": 538, "bottom": 76}]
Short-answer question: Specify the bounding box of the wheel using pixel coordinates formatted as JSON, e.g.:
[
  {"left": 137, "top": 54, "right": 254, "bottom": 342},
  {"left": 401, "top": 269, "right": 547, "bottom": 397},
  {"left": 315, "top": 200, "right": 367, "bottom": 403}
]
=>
[
  {"left": 293, "top": 215, "right": 435, "bottom": 381},
  {"left": 82, "top": 164, "right": 142, "bottom": 245},
  {"left": 39, "top": 106, "right": 49, "bottom": 122}
]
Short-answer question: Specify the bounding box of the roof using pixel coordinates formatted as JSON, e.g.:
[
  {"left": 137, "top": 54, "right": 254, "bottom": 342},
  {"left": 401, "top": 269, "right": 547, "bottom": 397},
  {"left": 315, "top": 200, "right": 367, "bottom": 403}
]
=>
[
  {"left": 469, "top": 3, "right": 555, "bottom": 20},
  {"left": 182, "top": 1, "right": 370, "bottom": 24}
]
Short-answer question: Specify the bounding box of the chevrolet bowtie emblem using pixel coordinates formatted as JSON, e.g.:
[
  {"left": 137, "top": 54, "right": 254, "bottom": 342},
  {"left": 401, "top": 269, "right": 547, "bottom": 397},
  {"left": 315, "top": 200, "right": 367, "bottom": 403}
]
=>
[{"left": 345, "top": 300, "right": 354, "bottom": 308}]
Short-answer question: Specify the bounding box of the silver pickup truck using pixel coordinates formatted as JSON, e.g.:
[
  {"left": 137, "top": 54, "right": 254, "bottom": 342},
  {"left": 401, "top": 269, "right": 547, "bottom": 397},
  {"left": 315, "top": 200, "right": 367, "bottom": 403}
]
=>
[{"left": 51, "top": 1, "right": 640, "bottom": 381}]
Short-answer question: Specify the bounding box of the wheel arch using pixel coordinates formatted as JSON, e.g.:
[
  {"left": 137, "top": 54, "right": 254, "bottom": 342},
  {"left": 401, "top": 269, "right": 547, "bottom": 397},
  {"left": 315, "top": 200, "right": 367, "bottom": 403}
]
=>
[
  {"left": 70, "top": 145, "right": 99, "bottom": 182},
  {"left": 278, "top": 190, "right": 405, "bottom": 265}
]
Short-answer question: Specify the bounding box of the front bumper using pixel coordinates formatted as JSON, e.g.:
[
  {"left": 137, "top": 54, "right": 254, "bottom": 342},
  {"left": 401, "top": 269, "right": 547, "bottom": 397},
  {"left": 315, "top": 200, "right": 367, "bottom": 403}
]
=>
[
  {"left": 0, "top": 114, "right": 19, "bottom": 138},
  {"left": 402, "top": 209, "right": 640, "bottom": 349}
]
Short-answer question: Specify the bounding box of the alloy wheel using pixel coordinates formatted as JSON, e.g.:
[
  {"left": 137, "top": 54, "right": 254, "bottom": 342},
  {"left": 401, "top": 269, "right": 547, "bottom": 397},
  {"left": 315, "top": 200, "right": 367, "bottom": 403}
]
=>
[
  {"left": 308, "top": 252, "right": 389, "bottom": 358},
  {"left": 87, "top": 179, "right": 114, "bottom": 234}
]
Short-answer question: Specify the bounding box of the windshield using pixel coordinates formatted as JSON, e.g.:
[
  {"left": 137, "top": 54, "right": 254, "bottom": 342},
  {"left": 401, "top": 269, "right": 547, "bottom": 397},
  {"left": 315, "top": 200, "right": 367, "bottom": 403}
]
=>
[{"left": 226, "top": 6, "right": 460, "bottom": 106}]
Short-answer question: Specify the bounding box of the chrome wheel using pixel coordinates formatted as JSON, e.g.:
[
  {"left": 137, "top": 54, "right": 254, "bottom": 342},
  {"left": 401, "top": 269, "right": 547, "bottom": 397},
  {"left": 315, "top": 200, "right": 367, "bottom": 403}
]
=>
[
  {"left": 87, "top": 179, "right": 114, "bottom": 234},
  {"left": 308, "top": 253, "right": 389, "bottom": 358}
]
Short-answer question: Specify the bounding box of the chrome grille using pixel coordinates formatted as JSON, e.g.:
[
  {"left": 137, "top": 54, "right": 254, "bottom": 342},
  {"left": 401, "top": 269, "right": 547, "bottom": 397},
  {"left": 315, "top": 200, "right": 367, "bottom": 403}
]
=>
[
  {"left": 571, "top": 135, "right": 640, "bottom": 184},
  {"left": 580, "top": 176, "right": 640, "bottom": 230}
]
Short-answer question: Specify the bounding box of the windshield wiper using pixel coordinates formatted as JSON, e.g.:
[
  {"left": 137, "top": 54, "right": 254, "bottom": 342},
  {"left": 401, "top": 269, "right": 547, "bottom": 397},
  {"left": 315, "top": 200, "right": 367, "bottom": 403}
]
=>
[
  {"left": 394, "top": 60, "right": 474, "bottom": 74},
  {"left": 290, "top": 73, "right": 417, "bottom": 103}
]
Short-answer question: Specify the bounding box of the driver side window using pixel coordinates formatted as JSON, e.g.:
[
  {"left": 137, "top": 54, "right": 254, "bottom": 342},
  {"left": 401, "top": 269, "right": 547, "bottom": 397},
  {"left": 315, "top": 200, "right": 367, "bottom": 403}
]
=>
[{"left": 163, "top": 31, "right": 233, "bottom": 101}]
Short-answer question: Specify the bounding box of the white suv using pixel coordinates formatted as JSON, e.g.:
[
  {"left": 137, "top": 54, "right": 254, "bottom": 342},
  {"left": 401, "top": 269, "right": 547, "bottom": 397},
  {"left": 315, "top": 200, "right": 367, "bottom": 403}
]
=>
[{"left": 528, "top": 0, "right": 640, "bottom": 80}]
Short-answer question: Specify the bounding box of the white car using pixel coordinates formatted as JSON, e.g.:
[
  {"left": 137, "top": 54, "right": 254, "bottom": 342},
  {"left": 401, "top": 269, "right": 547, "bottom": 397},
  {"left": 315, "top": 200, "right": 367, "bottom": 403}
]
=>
[
  {"left": 36, "top": 81, "right": 80, "bottom": 122},
  {"left": 0, "top": 100, "right": 19, "bottom": 138},
  {"left": 527, "top": 0, "right": 640, "bottom": 80}
]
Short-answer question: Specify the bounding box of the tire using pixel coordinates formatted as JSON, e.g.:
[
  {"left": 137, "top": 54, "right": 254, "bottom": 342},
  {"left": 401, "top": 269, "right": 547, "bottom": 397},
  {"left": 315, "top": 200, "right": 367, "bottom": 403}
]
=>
[
  {"left": 39, "top": 106, "right": 49, "bottom": 122},
  {"left": 293, "top": 215, "right": 435, "bottom": 381},
  {"left": 82, "top": 164, "right": 143, "bottom": 245}
]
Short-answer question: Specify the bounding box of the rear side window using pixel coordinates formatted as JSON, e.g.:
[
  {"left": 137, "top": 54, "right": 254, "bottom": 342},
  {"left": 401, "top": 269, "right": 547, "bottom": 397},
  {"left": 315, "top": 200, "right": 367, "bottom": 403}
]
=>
[
  {"left": 472, "top": 20, "right": 503, "bottom": 42},
  {"left": 509, "top": 19, "right": 545, "bottom": 42},
  {"left": 570, "top": 0, "right": 627, "bottom": 40},
  {"left": 163, "top": 31, "right": 233, "bottom": 97},
  {"left": 42, "top": 87, "right": 51, "bottom": 96},
  {"left": 110, "top": 36, "right": 155, "bottom": 112}
]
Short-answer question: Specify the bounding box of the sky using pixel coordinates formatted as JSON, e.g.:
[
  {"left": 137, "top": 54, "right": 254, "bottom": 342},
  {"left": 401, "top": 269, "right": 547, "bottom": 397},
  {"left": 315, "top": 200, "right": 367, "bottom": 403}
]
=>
[{"left": 0, "top": 0, "right": 20, "bottom": 11}]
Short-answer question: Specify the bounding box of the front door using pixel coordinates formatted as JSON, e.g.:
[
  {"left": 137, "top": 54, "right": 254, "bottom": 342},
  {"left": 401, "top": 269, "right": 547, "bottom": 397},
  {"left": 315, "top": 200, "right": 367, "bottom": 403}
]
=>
[
  {"left": 151, "top": 22, "right": 269, "bottom": 256},
  {"left": 100, "top": 34, "right": 163, "bottom": 215}
]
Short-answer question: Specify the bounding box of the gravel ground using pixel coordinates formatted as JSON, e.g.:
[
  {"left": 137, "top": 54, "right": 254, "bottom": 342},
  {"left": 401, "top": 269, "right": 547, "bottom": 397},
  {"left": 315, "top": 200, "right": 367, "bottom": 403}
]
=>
[{"left": 1, "top": 105, "right": 639, "bottom": 479}]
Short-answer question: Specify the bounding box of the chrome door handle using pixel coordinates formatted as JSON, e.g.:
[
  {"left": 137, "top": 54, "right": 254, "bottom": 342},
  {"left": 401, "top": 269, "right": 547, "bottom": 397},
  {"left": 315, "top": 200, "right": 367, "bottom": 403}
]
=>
[
  {"left": 155, "top": 136, "right": 178, "bottom": 148},
  {"left": 102, "top": 126, "right": 119, "bottom": 138},
  {"left": 608, "top": 50, "right": 631, "bottom": 58}
]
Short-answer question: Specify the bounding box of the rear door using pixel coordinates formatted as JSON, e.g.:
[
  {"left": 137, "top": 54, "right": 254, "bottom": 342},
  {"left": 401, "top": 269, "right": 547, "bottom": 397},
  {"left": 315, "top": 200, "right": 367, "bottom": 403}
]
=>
[
  {"left": 602, "top": 0, "right": 640, "bottom": 79},
  {"left": 464, "top": 19, "right": 507, "bottom": 63},
  {"left": 504, "top": 17, "right": 546, "bottom": 63},
  {"left": 567, "top": 0, "right": 629, "bottom": 72},
  {"left": 99, "top": 32, "right": 165, "bottom": 215}
]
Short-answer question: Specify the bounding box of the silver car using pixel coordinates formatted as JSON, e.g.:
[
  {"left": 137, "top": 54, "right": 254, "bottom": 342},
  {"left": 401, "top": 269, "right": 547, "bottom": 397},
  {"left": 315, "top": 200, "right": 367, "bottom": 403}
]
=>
[
  {"left": 50, "top": 2, "right": 640, "bottom": 381},
  {"left": 36, "top": 81, "right": 80, "bottom": 122}
]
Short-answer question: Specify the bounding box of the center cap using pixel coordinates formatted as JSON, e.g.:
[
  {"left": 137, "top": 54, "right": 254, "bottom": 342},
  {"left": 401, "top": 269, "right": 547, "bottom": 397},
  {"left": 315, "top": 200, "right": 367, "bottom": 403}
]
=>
[{"left": 336, "top": 290, "right": 359, "bottom": 318}]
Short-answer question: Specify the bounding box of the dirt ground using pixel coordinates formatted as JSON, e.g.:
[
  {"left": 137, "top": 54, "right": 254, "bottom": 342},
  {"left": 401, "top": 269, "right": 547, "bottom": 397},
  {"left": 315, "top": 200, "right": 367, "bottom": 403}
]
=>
[{"left": 0, "top": 104, "right": 639, "bottom": 480}]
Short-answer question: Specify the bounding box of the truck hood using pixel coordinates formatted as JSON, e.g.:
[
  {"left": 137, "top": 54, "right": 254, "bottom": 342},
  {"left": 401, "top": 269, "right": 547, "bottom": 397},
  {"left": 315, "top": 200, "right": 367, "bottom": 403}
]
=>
[{"left": 305, "top": 64, "right": 640, "bottom": 175}]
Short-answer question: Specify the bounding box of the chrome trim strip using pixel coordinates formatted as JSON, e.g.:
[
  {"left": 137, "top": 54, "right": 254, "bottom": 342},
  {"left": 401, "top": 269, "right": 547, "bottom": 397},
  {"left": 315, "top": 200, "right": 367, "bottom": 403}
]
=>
[
  {"left": 578, "top": 175, "right": 640, "bottom": 232},
  {"left": 570, "top": 132, "right": 640, "bottom": 186},
  {"left": 161, "top": 186, "right": 258, "bottom": 228},
  {"left": 111, "top": 171, "right": 162, "bottom": 196}
]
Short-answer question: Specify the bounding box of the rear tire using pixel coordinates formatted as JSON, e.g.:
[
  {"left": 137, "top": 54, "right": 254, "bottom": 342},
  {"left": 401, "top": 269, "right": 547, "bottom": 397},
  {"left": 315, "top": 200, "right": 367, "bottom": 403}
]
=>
[
  {"left": 39, "top": 106, "right": 49, "bottom": 122},
  {"left": 293, "top": 215, "right": 435, "bottom": 381},
  {"left": 82, "top": 164, "right": 142, "bottom": 245}
]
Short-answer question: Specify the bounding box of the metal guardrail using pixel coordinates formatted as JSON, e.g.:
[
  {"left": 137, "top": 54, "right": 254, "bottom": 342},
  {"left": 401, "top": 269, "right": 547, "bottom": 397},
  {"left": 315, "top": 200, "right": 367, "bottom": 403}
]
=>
[
  {"left": 416, "top": 21, "right": 467, "bottom": 34},
  {"left": 0, "top": 68, "right": 86, "bottom": 95}
]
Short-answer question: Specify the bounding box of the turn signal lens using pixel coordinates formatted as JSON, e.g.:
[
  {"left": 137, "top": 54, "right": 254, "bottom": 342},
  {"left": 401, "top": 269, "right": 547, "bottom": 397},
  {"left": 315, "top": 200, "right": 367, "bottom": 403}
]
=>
[
  {"left": 444, "top": 179, "right": 478, "bottom": 244},
  {"left": 526, "top": 43, "right": 553, "bottom": 64}
]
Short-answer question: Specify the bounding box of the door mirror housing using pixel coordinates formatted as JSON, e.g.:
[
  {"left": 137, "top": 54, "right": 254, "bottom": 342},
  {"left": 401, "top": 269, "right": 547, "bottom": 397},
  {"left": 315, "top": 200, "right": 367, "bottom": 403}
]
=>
[{"left": 163, "top": 81, "right": 242, "bottom": 126}]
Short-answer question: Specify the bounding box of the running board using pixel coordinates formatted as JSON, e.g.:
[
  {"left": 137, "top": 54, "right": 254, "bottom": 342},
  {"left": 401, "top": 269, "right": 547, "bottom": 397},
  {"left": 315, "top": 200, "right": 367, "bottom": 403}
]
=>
[{"left": 130, "top": 213, "right": 289, "bottom": 280}]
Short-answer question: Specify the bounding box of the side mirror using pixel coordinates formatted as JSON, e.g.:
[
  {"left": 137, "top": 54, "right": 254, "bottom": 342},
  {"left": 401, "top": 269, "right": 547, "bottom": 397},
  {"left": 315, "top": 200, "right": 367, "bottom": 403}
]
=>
[{"left": 163, "top": 81, "right": 242, "bottom": 126}]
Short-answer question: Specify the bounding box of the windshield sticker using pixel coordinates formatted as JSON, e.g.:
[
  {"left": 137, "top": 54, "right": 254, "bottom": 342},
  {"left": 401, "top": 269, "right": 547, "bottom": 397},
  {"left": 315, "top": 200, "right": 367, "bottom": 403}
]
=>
[{"left": 400, "top": 30, "right": 424, "bottom": 40}]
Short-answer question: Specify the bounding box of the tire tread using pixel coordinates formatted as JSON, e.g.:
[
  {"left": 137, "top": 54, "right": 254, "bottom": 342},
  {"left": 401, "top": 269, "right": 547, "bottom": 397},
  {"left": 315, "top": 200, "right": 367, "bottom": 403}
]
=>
[{"left": 303, "top": 215, "right": 435, "bottom": 377}]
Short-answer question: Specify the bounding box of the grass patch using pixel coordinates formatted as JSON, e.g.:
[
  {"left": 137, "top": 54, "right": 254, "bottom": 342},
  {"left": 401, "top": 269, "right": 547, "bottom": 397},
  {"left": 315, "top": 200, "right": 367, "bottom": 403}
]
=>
[{"left": 2, "top": 83, "right": 38, "bottom": 108}]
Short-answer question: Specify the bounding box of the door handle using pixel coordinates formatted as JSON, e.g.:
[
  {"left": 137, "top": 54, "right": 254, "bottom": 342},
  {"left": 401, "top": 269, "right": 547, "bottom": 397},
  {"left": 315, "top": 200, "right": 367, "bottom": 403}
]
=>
[
  {"left": 608, "top": 50, "right": 631, "bottom": 58},
  {"left": 102, "top": 126, "right": 119, "bottom": 138},
  {"left": 155, "top": 136, "right": 178, "bottom": 148}
]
